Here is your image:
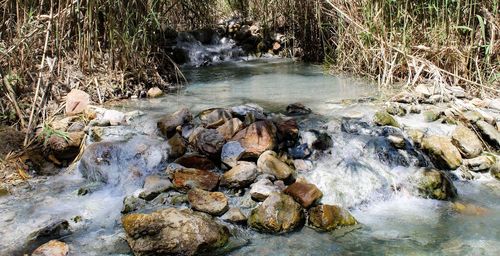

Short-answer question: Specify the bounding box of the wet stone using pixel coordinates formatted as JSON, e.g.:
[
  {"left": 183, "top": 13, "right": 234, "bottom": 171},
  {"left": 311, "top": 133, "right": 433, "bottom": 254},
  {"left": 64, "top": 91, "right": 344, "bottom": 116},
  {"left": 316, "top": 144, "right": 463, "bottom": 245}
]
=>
[
  {"left": 248, "top": 192, "right": 304, "bottom": 233},
  {"left": 174, "top": 154, "right": 215, "bottom": 170},
  {"left": 476, "top": 120, "right": 500, "bottom": 149},
  {"left": 32, "top": 240, "right": 69, "bottom": 256},
  {"left": 257, "top": 151, "right": 294, "bottom": 180},
  {"left": 220, "top": 161, "right": 258, "bottom": 188},
  {"left": 221, "top": 141, "right": 246, "bottom": 167},
  {"left": 412, "top": 168, "right": 458, "bottom": 200},
  {"left": 139, "top": 175, "right": 172, "bottom": 200},
  {"left": 220, "top": 207, "right": 247, "bottom": 224},
  {"left": 421, "top": 135, "right": 462, "bottom": 170},
  {"left": 451, "top": 125, "right": 483, "bottom": 158},
  {"left": 283, "top": 181, "right": 323, "bottom": 208},
  {"left": 373, "top": 110, "right": 400, "bottom": 128},
  {"left": 249, "top": 178, "right": 281, "bottom": 201},
  {"left": 157, "top": 108, "right": 193, "bottom": 138},
  {"left": 171, "top": 168, "right": 219, "bottom": 192},
  {"left": 188, "top": 188, "right": 229, "bottom": 216},
  {"left": 286, "top": 103, "right": 312, "bottom": 116},
  {"left": 308, "top": 204, "right": 358, "bottom": 232},
  {"left": 231, "top": 120, "right": 277, "bottom": 158}
]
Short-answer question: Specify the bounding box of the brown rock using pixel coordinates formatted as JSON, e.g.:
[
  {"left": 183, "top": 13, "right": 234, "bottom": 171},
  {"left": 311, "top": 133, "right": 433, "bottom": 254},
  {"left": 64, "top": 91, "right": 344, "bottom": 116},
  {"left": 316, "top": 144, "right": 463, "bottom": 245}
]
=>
[
  {"left": 308, "top": 205, "right": 357, "bottom": 231},
  {"left": 188, "top": 188, "right": 229, "bottom": 216},
  {"left": 167, "top": 133, "right": 187, "bottom": 159},
  {"left": 216, "top": 118, "right": 243, "bottom": 140},
  {"left": 231, "top": 120, "right": 277, "bottom": 158},
  {"left": 171, "top": 168, "right": 219, "bottom": 192},
  {"left": 46, "top": 131, "right": 85, "bottom": 161},
  {"left": 157, "top": 108, "right": 193, "bottom": 138},
  {"left": 221, "top": 207, "right": 247, "bottom": 224},
  {"left": 193, "top": 129, "right": 225, "bottom": 158},
  {"left": 122, "top": 208, "right": 229, "bottom": 256},
  {"left": 32, "top": 240, "right": 69, "bottom": 256},
  {"left": 199, "top": 108, "right": 232, "bottom": 128},
  {"left": 283, "top": 181, "right": 323, "bottom": 208},
  {"left": 65, "top": 89, "right": 90, "bottom": 116},
  {"left": 220, "top": 161, "right": 258, "bottom": 188},
  {"left": 174, "top": 154, "right": 215, "bottom": 170}
]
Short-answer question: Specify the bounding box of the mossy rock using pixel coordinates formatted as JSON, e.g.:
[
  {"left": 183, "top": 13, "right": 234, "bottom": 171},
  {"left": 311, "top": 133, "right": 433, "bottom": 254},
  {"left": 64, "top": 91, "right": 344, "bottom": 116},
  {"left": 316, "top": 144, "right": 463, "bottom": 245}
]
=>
[
  {"left": 248, "top": 192, "right": 304, "bottom": 233},
  {"left": 373, "top": 110, "right": 400, "bottom": 128},
  {"left": 413, "top": 168, "right": 457, "bottom": 200}
]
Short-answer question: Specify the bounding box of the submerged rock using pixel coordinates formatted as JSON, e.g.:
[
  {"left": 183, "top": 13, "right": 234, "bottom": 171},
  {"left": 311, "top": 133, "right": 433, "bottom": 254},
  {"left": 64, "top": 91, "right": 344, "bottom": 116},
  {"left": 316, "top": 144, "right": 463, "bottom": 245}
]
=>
[
  {"left": 122, "top": 208, "right": 229, "bottom": 256},
  {"left": 308, "top": 204, "right": 357, "bottom": 231},
  {"left": 171, "top": 168, "right": 219, "bottom": 192},
  {"left": 421, "top": 135, "right": 462, "bottom": 170},
  {"left": 221, "top": 161, "right": 258, "bottom": 188},
  {"left": 283, "top": 181, "right": 323, "bottom": 208},
  {"left": 248, "top": 192, "right": 304, "bottom": 233},
  {"left": 412, "top": 168, "right": 457, "bottom": 200},
  {"left": 231, "top": 120, "right": 277, "bottom": 158},
  {"left": 157, "top": 108, "right": 193, "bottom": 138},
  {"left": 23, "top": 220, "right": 71, "bottom": 255},
  {"left": 188, "top": 188, "right": 229, "bottom": 216},
  {"left": 373, "top": 110, "right": 400, "bottom": 128},
  {"left": 257, "top": 151, "right": 294, "bottom": 180},
  {"left": 32, "top": 240, "right": 69, "bottom": 256},
  {"left": 451, "top": 125, "right": 483, "bottom": 158},
  {"left": 122, "top": 196, "right": 146, "bottom": 214}
]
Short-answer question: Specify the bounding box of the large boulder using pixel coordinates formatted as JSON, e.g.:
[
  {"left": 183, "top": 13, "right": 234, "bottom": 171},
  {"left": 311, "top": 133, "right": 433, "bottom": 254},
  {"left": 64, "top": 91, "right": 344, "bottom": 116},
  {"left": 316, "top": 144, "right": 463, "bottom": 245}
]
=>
[
  {"left": 220, "top": 161, "right": 258, "bottom": 188},
  {"left": 248, "top": 192, "right": 304, "bottom": 233},
  {"left": 283, "top": 181, "right": 323, "bottom": 208},
  {"left": 308, "top": 204, "right": 357, "bottom": 231},
  {"left": 193, "top": 129, "right": 225, "bottom": 159},
  {"left": 421, "top": 135, "right": 462, "bottom": 170},
  {"left": 122, "top": 208, "right": 229, "bottom": 256},
  {"left": 171, "top": 168, "right": 219, "bottom": 192},
  {"left": 257, "top": 151, "right": 294, "bottom": 180},
  {"left": 412, "top": 168, "right": 457, "bottom": 200},
  {"left": 451, "top": 125, "right": 483, "bottom": 158},
  {"left": 188, "top": 188, "right": 229, "bottom": 216},
  {"left": 231, "top": 121, "right": 277, "bottom": 158},
  {"left": 32, "top": 240, "right": 69, "bottom": 256},
  {"left": 476, "top": 120, "right": 500, "bottom": 149},
  {"left": 157, "top": 108, "right": 193, "bottom": 138}
]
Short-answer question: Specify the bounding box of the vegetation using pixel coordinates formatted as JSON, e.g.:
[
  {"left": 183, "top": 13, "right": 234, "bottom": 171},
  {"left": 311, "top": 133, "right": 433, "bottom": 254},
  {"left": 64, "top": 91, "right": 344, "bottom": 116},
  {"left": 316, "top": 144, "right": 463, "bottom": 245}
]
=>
[{"left": 1, "top": 0, "right": 498, "bottom": 144}]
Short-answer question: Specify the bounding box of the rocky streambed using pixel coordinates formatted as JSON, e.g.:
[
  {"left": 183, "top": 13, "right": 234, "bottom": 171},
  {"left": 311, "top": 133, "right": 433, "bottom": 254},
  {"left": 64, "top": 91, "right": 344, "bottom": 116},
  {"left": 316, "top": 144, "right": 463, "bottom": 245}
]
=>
[{"left": 1, "top": 60, "right": 499, "bottom": 255}]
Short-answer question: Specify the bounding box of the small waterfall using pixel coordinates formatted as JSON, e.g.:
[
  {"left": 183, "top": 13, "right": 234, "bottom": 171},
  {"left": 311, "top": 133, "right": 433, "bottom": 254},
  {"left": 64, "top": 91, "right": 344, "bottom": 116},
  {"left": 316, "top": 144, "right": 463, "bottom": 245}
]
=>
[{"left": 175, "top": 32, "right": 246, "bottom": 67}]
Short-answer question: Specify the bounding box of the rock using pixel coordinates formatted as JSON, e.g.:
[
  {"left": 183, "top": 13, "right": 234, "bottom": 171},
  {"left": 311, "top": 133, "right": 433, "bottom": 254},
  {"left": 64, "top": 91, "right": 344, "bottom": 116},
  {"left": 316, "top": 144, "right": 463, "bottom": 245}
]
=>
[
  {"left": 167, "top": 133, "right": 187, "bottom": 159},
  {"left": 490, "top": 158, "right": 500, "bottom": 180},
  {"left": 448, "top": 86, "right": 466, "bottom": 98},
  {"left": 286, "top": 103, "right": 312, "bottom": 116},
  {"left": 221, "top": 161, "right": 258, "bottom": 188},
  {"left": 102, "top": 110, "right": 126, "bottom": 126},
  {"left": 193, "top": 129, "right": 225, "bottom": 159},
  {"left": 464, "top": 155, "right": 496, "bottom": 172},
  {"left": 373, "top": 110, "right": 400, "bottom": 128},
  {"left": 157, "top": 108, "right": 193, "bottom": 138},
  {"left": 24, "top": 220, "right": 71, "bottom": 254},
  {"left": 174, "top": 154, "right": 216, "bottom": 170},
  {"left": 463, "top": 111, "right": 483, "bottom": 123},
  {"left": 231, "top": 120, "right": 277, "bottom": 158},
  {"left": 147, "top": 87, "right": 163, "bottom": 98},
  {"left": 0, "top": 186, "right": 8, "bottom": 196},
  {"left": 288, "top": 143, "right": 312, "bottom": 159},
  {"left": 248, "top": 192, "right": 304, "bottom": 233},
  {"left": 220, "top": 208, "right": 247, "bottom": 224},
  {"left": 122, "top": 208, "right": 229, "bottom": 256},
  {"left": 171, "top": 168, "right": 219, "bottom": 192},
  {"left": 199, "top": 108, "right": 232, "bottom": 128},
  {"left": 46, "top": 131, "right": 84, "bottom": 161},
  {"left": 283, "top": 181, "right": 323, "bottom": 208},
  {"left": 412, "top": 168, "right": 458, "bottom": 200},
  {"left": 406, "top": 128, "right": 425, "bottom": 146},
  {"left": 257, "top": 151, "right": 294, "bottom": 180},
  {"left": 139, "top": 175, "right": 172, "bottom": 200},
  {"left": 230, "top": 104, "right": 266, "bottom": 120},
  {"left": 414, "top": 84, "right": 435, "bottom": 97},
  {"left": 451, "top": 202, "right": 489, "bottom": 216},
  {"left": 293, "top": 159, "right": 314, "bottom": 172},
  {"left": 275, "top": 118, "right": 299, "bottom": 146},
  {"left": 487, "top": 98, "right": 500, "bottom": 111},
  {"left": 221, "top": 141, "right": 246, "bottom": 167},
  {"left": 451, "top": 125, "right": 483, "bottom": 158},
  {"left": 122, "top": 196, "right": 146, "bottom": 214},
  {"left": 423, "top": 109, "right": 441, "bottom": 122},
  {"left": 65, "top": 89, "right": 90, "bottom": 116},
  {"left": 421, "top": 135, "right": 462, "bottom": 170},
  {"left": 388, "top": 135, "right": 405, "bottom": 149},
  {"left": 386, "top": 103, "right": 407, "bottom": 116},
  {"left": 216, "top": 118, "right": 243, "bottom": 140},
  {"left": 476, "top": 120, "right": 500, "bottom": 149},
  {"left": 391, "top": 92, "right": 414, "bottom": 103},
  {"left": 32, "top": 240, "right": 69, "bottom": 256},
  {"left": 249, "top": 178, "right": 281, "bottom": 201},
  {"left": 308, "top": 205, "right": 357, "bottom": 231},
  {"left": 188, "top": 188, "right": 229, "bottom": 216}
]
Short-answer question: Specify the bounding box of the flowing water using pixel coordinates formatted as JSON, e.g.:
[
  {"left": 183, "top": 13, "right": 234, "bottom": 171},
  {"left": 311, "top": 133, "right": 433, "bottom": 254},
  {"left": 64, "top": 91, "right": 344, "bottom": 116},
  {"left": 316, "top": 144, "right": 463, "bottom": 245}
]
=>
[{"left": 1, "top": 59, "right": 499, "bottom": 255}]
